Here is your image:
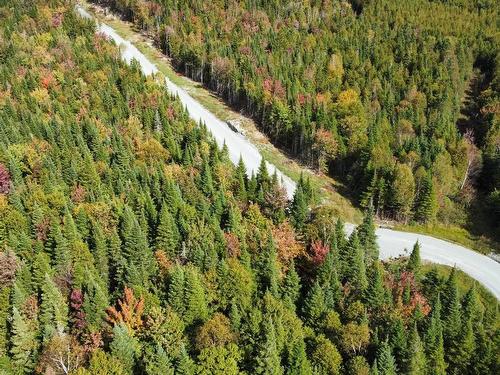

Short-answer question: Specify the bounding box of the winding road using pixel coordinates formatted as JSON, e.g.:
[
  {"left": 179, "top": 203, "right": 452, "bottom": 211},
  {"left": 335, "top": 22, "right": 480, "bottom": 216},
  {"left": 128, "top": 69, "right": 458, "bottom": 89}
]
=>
[{"left": 77, "top": 5, "right": 500, "bottom": 299}]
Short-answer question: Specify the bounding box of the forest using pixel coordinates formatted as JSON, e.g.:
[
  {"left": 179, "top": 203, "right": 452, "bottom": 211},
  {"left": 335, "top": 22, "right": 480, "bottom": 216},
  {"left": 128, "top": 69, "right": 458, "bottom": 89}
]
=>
[
  {"left": 93, "top": 0, "right": 500, "bottom": 238},
  {"left": 0, "top": 0, "right": 498, "bottom": 374}
]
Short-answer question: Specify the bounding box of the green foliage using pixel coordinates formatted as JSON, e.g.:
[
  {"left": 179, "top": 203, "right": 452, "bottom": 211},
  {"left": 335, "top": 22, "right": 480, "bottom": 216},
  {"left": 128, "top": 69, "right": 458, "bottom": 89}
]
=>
[{"left": 0, "top": 2, "right": 497, "bottom": 374}]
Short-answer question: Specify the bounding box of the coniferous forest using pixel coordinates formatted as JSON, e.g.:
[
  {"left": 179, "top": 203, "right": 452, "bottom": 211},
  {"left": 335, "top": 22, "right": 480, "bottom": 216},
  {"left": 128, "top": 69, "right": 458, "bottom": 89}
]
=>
[
  {"left": 95, "top": 0, "right": 500, "bottom": 235},
  {"left": 0, "top": 1, "right": 499, "bottom": 375}
]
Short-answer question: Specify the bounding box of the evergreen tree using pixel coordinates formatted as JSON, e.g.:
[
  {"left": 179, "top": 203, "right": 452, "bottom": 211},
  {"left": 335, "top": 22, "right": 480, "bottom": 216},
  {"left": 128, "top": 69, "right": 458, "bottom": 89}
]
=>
[
  {"left": 302, "top": 281, "right": 326, "bottom": 327},
  {"left": 414, "top": 173, "right": 437, "bottom": 223},
  {"left": 254, "top": 318, "right": 283, "bottom": 375},
  {"left": 407, "top": 324, "right": 426, "bottom": 375},
  {"left": 110, "top": 324, "right": 140, "bottom": 374},
  {"left": 286, "top": 338, "right": 312, "bottom": 375},
  {"left": 281, "top": 261, "right": 300, "bottom": 311},
  {"left": 176, "top": 345, "right": 196, "bottom": 375},
  {"left": 155, "top": 203, "right": 180, "bottom": 258},
  {"left": 39, "top": 273, "right": 68, "bottom": 342},
  {"left": 168, "top": 266, "right": 186, "bottom": 317},
  {"left": 260, "top": 236, "right": 280, "bottom": 297},
  {"left": 143, "top": 344, "right": 174, "bottom": 375},
  {"left": 364, "top": 261, "right": 387, "bottom": 313},
  {"left": 291, "top": 186, "right": 308, "bottom": 230},
  {"left": 183, "top": 267, "right": 208, "bottom": 325},
  {"left": 425, "top": 294, "right": 447, "bottom": 375},
  {"left": 408, "top": 241, "right": 421, "bottom": 276},
  {"left": 10, "top": 307, "right": 37, "bottom": 373},
  {"left": 341, "top": 231, "right": 368, "bottom": 291},
  {"left": 376, "top": 340, "right": 397, "bottom": 375},
  {"left": 357, "top": 206, "right": 379, "bottom": 265}
]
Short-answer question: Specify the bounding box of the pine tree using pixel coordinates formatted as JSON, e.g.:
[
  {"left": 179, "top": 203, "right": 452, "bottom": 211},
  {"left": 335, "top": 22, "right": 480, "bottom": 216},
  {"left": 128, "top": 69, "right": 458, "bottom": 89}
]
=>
[
  {"left": 286, "top": 338, "right": 313, "bottom": 375},
  {"left": 183, "top": 267, "right": 208, "bottom": 325},
  {"left": 407, "top": 241, "right": 421, "bottom": 276},
  {"left": 290, "top": 186, "right": 308, "bottom": 230},
  {"left": 257, "top": 158, "right": 271, "bottom": 193},
  {"left": 10, "top": 307, "right": 37, "bottom": 373},
  {"left": 110, "top": 323, "right": 140, "bottom": 373},
  {"left": 414, "top": 172, "right": 437, "bottom": 223},
  {"left": 281, "top": 261, "right": 300, "bottom": 311},
  {"left": 341, "top": 231, "right": 368, "bottom": 291},
  {"left": 40, "top": 273, "right": 69, "bottom": 342},
  {"left": 425, "top": 294, "right": 447, "bottom": 375},
  {"left": 254, "top": 317, "right": 283, "bottom": 375},
  {"left": 442, "top": 269, "right": 462, "bottom": 370},
  {"left": 302, "top": 281, "right": 326, "bottom": 327},
  {"left": 155, "top": 203, "right": 180, "bottom": 258},
  {"left": 376, "top": 340, "right": 397, "bottom": 375},
  {"left": 357, "top": 206, "right": 379, "bottom": 265},
  {"left": 407, "top": 324, "right": 426, "bottom": 375}
]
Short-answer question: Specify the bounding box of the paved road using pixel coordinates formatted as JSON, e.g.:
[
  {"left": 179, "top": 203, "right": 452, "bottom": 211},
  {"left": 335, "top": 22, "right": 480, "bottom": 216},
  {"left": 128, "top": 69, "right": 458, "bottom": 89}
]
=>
[{"left": 77, "top": 6, "right": 500, "bottom": 299}]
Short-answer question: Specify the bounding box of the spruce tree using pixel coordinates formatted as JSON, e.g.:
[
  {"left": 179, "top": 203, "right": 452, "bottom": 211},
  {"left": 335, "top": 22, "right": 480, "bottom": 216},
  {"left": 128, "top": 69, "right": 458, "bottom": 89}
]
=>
[
  {"left": 155, "top": 203, "right": 180, "bottom": 258},
  {"left": 254, "top": 317, "right": 283, "bottom": 375},
  {"left": 425, "top": 294, "right": 447, "bottom": 375},
  {"left": 357, "top": 206, "right": 379, "bottom": 265},
  {"left": 376, "top": 340, "right": 397, "bottom": 375},
  {"left": 407, "top": 324, "right": 426, "bottom": 375},
  {"left": 281, "top": 260, "right": 300, "bottom": 311},
  {"left": 407, "top": 241, "right": 421, "bottom": 276},
  {"left": 10, "top": 307, "right": 37, "bottom": 373},
  {"left": 291, "top": 186, "right": 308, "bottom": 230},
  {"left": 260, "top": 235, "right": 280, "bottom": 298},
  {"left": 286, "top": 338, "right": 313, "bottom": 375}
]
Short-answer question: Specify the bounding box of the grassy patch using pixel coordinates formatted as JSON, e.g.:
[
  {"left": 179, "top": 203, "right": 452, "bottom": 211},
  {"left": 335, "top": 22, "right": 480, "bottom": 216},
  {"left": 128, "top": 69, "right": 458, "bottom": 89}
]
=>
[{"left": 395, "top": 223, "right": 499, "bottom": 255}]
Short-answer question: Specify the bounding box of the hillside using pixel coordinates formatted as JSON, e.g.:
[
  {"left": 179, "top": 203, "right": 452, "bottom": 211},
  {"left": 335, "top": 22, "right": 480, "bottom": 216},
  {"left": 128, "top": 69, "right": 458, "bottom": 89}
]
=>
[
  {"left": 0, "top": 1, "right": 498, "bottom": 375},
  {"left": 95, "top": 0, "right": 500, "bottom": 240}
]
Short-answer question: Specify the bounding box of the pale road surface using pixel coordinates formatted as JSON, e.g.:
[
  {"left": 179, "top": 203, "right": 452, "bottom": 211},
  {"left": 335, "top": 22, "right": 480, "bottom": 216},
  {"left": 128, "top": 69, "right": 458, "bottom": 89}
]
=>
[{"left": 77, "top": 6, "right": 500, "bottom": 299}]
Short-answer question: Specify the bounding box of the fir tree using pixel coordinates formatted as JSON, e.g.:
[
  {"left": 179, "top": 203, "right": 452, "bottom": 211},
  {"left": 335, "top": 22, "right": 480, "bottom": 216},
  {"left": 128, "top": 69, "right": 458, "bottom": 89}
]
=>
[
  {"left": 110, "top": 323, "right": 140, "bottom": 373},
  {"left": 281, "top": 261, "right": 301, "bottom": 311},
  {"left": 376, "top": 340, "right": 397, "bottom": 375},
  {"left": 254, "top": 317, "right": 283, "bottom": 375},
  {"left": 357, "top": 206, "right": 379, "bottom": 265},
  {"left": 341, "top": 231, "right": 368, "bottom": 291},
  {"left": 302, "top": 281, "right": 326, "bottom": 327},
  {"left": 10, "top": 307, "right": 37, "bottom": 373},
  {"left": 290, "top": 186, "right": 308, "bottom": 230},
  {"left": 286, "top": 338, "right": 312, "bottom": 375},
  {"left": 414, "top": 173, "right": 437, "bottom": 223},
  {"left": 183, "top": 267, "right": 208, "bottom": 325},
  {"left": 407, "top": 324, "right": 426, "bottom": 375},
  {"left": 155, "top": 203, "right": 180, "bottom": 258},
  {"left": 408, "top": 241, "right": 421, "bottom": 276},
  {"left": 425, "top": 294, "right": 447, "bottom": 375},
  {"left": 40, "top": 273, "right": 68, "bottom": 342}
]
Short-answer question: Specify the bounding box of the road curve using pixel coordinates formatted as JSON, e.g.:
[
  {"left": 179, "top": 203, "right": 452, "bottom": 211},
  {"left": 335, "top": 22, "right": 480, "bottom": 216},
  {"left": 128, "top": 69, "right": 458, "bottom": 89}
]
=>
[{"left": 76, "top": 5, "right": 500, "bottom": 299}]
